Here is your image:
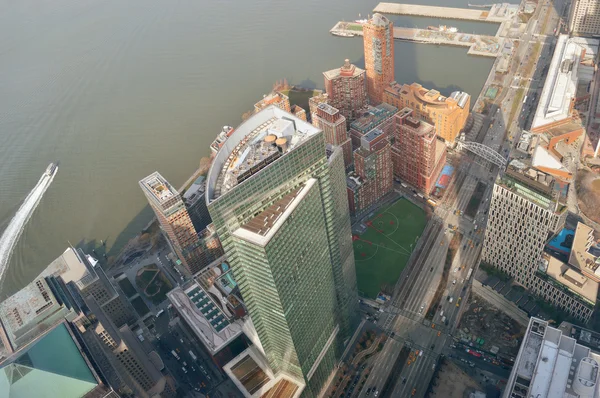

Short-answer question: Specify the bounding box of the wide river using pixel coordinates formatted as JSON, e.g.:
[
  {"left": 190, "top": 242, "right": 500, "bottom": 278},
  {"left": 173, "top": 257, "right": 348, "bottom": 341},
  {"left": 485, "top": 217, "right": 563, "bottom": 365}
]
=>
[{"left": 0, "top": 0, "right": 512, "bottom": 296}]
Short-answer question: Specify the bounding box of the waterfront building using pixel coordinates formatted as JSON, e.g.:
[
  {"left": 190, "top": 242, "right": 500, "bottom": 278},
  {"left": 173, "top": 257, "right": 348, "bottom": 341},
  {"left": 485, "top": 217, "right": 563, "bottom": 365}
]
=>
[
  {"left": 206, "top": 105, "right": 359, "bottom": 397},
  {"left": 384, "top": 82, "right": 470, "bottom": 144},
  {"left": 349, "top": 103, "right": 398, "bottom": 150},
  {"left": 569, "top": 0, "right": 600, "bottom": 37},
  {"left": 312, "top": 103, "right": 353, "bottom": 168},
  {"left": 308, "top": 91, "right": 328, "bottom": 127},
  {"left": 291, "top": 104, "right": 307, "bottom": 121},
  {"left": 140, "top": 172, "right": 223, "bottom": 275},
  {"left": 0, "top": 322, "right": 117, "bottom": 398},
  {"left": 482, "top": 159, "right": 597, "bottom": 322},
  {"left": 363, "top": 14, "right": 394, "bottom": 105},
  {"left": 504, "top": 317, "right": 600, "bottom": 398},
  {"left": 392, "top": 108, "right": 446, "bottom": 194},
  {"left": 323, "top": 59, "right": 367, "bottom": 125},
  {"left": 254, "top": 91, "right": 291, "bottom": 114},
  {"left": 347, "top": 128, "right": 393, "bottom": 216}
]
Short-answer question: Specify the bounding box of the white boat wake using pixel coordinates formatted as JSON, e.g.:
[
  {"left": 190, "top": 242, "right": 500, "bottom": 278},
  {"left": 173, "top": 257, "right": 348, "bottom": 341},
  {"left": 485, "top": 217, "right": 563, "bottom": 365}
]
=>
[{"left": 0, "top": 165, "right": 58, "bottom": 285}]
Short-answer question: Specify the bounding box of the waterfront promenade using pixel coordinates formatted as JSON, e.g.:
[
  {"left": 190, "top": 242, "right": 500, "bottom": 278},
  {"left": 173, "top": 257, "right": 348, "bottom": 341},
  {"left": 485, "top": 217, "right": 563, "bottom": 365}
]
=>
[
  {"left": 373, "top": 2, "right": 517, "bottom": 23},
  {"left": 330, "top": 23, "right": 505, "bottom": 57}
]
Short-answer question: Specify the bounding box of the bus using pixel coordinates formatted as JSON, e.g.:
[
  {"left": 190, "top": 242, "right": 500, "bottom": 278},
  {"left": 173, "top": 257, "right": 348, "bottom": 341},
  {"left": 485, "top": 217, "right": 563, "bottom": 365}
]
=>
[
  {"left": 189, "top": 350, "right": 197, "bottom": 361},
  {"left": 466, "top": 268, "right": 473, "bottom": 280},
  {"left": 427, "top": 199, "right": 437, "bottom": 207},
  {"left": 171, "top": 350, "right": 180, "bottom": 360},
  {"left": 522, "top": 95, "right": 528, "bottom": 104}
]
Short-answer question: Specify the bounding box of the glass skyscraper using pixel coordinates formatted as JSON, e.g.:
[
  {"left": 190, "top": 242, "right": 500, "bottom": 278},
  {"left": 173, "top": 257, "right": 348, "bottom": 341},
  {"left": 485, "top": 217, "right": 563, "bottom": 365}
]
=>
[{"left": 206, "top": 106, "right": 358, "bottom": 396}]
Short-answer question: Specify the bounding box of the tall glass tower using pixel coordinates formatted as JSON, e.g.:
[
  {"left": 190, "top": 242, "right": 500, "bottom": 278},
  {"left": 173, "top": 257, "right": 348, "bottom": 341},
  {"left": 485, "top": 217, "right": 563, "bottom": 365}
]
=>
[{"left": 206, "top": 106, "right": 358, "bottom": 396}]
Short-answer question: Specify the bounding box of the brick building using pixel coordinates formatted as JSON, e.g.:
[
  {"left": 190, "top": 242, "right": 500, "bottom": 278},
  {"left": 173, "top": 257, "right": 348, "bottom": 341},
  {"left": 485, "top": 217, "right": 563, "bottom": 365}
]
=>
[
  {"left": 349, "top": 103, "right": 398, "bottom": 149},
  {"left": 393, "top": 108, "right": 446, "bottom": 194},
  {"left": 323, "top": 59, "right": 367, "bottom": 125},
  {"left": 347, "top": 128, "right": 393, "bottom": 216},
  {"left": 363, "top": 14, "right": 395, "bottom": 105},
  {"left": 312, "top": 103, "right": 353, "bottom": 168},
  {"left": 254, "top": 91, "right": 291, "bottom": 113},
  {"left": 384, "top": 82, "right": 470, "bottom": 143}
]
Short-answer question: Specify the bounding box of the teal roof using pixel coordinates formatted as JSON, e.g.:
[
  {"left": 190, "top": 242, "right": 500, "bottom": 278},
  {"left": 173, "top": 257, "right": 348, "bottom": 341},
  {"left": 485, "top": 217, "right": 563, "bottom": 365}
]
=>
[{"left": 0, "top": 323, "right": 98, "bottom": 398}]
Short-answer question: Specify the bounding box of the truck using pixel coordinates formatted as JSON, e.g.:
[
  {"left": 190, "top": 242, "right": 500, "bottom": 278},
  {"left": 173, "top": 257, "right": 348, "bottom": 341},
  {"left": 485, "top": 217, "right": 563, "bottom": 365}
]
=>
[
  {"left": 417, "top": 193, "right": 424, "bottom": 199},
  {"left": 171, "top": 350, "right": 180, "bottom": 360},
  {"left": 189, "top": 350, "right": 197, "bottom": 361},
  {"left": 442, "top": 316, "right": 446, "bottom": 323},
  {"left": 523, "top": 95, "right": 528, "bottom": 104},
  {"left": 401, "top": 183, "right": 408, "bottom": 188}
]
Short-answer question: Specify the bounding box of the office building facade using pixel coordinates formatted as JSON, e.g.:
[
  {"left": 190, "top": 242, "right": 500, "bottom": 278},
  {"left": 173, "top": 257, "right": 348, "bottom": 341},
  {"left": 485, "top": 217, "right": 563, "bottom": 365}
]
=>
[
  {"left": 206, "top": 106, "right": 358, "bottom": 397},
  {"left": 384, "top": 82, "right": 470, "bottom": 143},
  {"left": 392, "top": 108, "right": 446, "bottom": 194},
  {"left": 569, "top": 0, "right": 600, "bottom": 37},
  {"left": 363, "top": 14, "right": 394, "bottom": 105},
  {"left": 323, "top": 59, "right": 367, "bottom": 125}
]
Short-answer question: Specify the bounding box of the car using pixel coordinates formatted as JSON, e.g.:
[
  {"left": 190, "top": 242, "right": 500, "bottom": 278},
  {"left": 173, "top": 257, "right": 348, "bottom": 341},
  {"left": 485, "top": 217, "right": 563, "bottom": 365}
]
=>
[
  {"left": 391, "top": 332, "right": 395, "bottom": 337},
  {"left": 412, "top": 388, "right": 417, "bottom": 395},
  {"left": 366, "top": 388, "right": 371, "bottom": 395},
  {"left": 361, "top": 364, "right": 366, "bottom": 370},
  {"left": 438, "top": 331, "right": 442, "bottom": 336},
  {"left": 402, "top": 378, "right": 407, "bottom": 385},
  {"left": 430, "top": 267, "right": 433, "bottom": 272},
  {"left": 374, "top": 390, "right": 379, "bottom": 397}
]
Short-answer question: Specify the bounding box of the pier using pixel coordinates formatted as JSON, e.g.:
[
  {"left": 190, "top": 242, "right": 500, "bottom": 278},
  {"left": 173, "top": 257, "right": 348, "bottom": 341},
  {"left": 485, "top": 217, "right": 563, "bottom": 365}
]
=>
[
  {"left": 372, "top": 2, "right": 517, "bottom": 23},
  {"left": 330, "top": 22, "right": 505, "bottom": 58}
]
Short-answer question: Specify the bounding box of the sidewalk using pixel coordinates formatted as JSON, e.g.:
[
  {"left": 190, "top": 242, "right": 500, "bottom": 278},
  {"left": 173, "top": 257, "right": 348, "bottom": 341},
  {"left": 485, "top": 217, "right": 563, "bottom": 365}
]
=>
[{"left": 471, "top": 280, "right": 529, "bottom": 327}]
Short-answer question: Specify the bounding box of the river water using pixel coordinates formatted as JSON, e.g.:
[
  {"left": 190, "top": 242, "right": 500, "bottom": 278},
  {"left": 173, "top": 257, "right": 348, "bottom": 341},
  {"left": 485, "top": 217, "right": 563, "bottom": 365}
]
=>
[{"left": 0, "top": 0, "right": 511, "bottom": 295}]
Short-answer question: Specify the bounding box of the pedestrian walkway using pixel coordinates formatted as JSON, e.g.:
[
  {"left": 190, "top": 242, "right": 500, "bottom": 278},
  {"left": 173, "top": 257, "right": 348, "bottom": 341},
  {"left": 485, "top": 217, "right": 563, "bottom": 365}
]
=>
[{"left": 471, "top": 280, "right": 529, "bottom": 327}]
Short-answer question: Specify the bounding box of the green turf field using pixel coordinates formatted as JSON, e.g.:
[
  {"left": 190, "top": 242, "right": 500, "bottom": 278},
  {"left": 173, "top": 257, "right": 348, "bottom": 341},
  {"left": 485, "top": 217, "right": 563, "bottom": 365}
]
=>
[{"left": 353, "top": 199, "right": 427, "bottom": 299}]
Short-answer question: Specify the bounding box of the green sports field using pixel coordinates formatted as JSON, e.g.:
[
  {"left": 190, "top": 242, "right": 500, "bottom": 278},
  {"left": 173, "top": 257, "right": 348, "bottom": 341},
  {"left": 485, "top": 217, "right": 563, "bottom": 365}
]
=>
[{"left": 353, "top": 199, "right": 427, "bottom": 299}]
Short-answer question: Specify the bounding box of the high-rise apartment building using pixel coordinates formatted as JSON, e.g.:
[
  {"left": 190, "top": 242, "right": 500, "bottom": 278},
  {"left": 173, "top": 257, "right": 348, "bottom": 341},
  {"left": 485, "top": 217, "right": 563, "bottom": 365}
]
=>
[
  {"left": 291, "top": 104, "right": 307, "bottom": 121},
  {"left": 323, "top": 59, "right": 367, "bottom": 125},
  {"left": 363, "top": 14, "right": 395, "bottom": 105},
  {"left": 140, "top": 172, "right": 222, "bottom": 274},
  {"left": 347, "top": 128, "right": 393, "bottom": 216},
  {"left": 384, "top": 82, "right": 470, "bottom": 143},
  {"left": 349, "top": 103, "right": 398, "bottom": 149},
  {"left": 482, "top": 163, "right": 597, "bottom": 322},
  {"left": 308, "top": 91, "right": 328, "bottom": 126},
  {"left": 392, "top": 108, "right": 446, "bottom": 194},
  {"left": 206, "top": 105, "right": 358, "bottom": 397},
  {"left": 254, "top": 91, "right": 291, "bottom": 113},
  {"left": 569, "top": 0, "right": 600, "bottom": 37},
  {"left": 312, "top": 103, "right": 353, "bottom": 168}
]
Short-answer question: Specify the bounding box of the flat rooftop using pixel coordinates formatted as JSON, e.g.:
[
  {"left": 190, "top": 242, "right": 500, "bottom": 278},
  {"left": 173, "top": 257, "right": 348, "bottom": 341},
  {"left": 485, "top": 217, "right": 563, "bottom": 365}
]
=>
[
  {"left": 167, "top": 282, "right": 243, "bottom": 355},
  {"left": 139, "top": 171, "right": 179, "bottom": 203},
  {"left": 500, "top": 163, "right": 560, "bottom": 211},
  {"left": 373, "top": 2, "right": 515, "bottom": 22},
  {"left": 0, "top": 279, "right": 59, "bottom": 345},
  {"left": 207, "top": 106, "right": 321, "bottom": 202},
  {"left": 569, "top": 222, "right": 600, "bottom": 278},
  {"left": 542, "top": 253, "right": 598, "bottom": 305},
  {"left": 350, "top": 103, "right": 398, "bottom": 134},
  {"left": 241, "top": 188, "right": 303, "bottom": 237},
  {"left": 507, "top": 317, "right": 600, "bottom": 398},
  {"left": 532, "top": 35, "right": 584, "bottom": 129},
  {"left": 224, "top": 346, "right": 303, "bottom": 398}
]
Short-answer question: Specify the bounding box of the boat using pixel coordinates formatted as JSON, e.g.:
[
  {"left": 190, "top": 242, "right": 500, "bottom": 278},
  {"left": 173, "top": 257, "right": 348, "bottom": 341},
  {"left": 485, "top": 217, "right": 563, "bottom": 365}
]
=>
[
  {"left": 428, "top": 26, "right": 439, "bottom": 31},
  {"left": 355, "top": 19, "right": 368, "bottom": 24},
  {"left": 45, "top": 162, "right": 58, "bottom": 177},
  {"left": 331, "top": 31, "right": 355, "bottom": 38},
  {"left": 439, "top": 25, "right": 458, "bottom": 33}
]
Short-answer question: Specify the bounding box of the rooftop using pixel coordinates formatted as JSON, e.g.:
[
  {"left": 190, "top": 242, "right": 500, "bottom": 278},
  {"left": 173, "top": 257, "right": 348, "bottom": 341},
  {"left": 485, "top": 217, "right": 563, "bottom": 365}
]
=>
[
  {"left": 224, "top": 346, "right": 303, "bottom": 398},
  {"left": 323, "top": 59, "right": 365, "bottom": 80},
  {"left": 316, "top": 103, "right": 339, "bottom": 117},
  {"left": 569, "top": 222, "right": 600, "bottom": 279},
  {"left": 254, "top": 92, "right": 289, "bottom": 112},
  {"left": 385, "top": 82, "right": 469, "bottom": 109},
  {"left": 541, "top": 253, "right": 598, "bottom": 305},
  {"left": 183, "top": 175, "right": 206, "bottom": 205},
  {"left": 139, "top": 171, "right": 178, "bottom": 203},
  {"left": 507, "top": 317, "right": 600, "bottom": 398},
  {"left": 532, "top": 35, "right": 585, "bottom": 129},
  {"left": 499, "top": 163, "right": 561, "bottom": 211},
  {"left": 0, "top": 279, "right": 60, "bottom": 346},
  {"left": 167, "top": 281, "right": 243, "bottom": 355},
  {"left": 233, "top": 179, "right": 316, "bottom": 247},
  {"left": 207, "top": 106, "right": 321, "bottom": 202},
  {"left": 0, "top": 323, "right": 99, "bottom": 398},
  {"left": 350, "top": 103, "right": 398, "bottom": 134}
]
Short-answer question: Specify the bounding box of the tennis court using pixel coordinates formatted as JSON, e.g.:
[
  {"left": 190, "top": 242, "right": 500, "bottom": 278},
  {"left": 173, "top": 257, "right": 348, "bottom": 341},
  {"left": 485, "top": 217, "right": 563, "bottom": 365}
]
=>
[{"left": 353, "top": 199, "right": 427, "bottom": 298}]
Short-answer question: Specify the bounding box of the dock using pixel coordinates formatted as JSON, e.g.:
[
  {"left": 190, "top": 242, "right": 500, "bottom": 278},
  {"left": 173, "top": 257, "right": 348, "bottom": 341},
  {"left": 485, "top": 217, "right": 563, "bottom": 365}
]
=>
[
  {"left": 372, "top": 2, "right": 517, "bottom": 23},
  {"left": 330, "top": 22, "right": 505, "bottom": 58}
]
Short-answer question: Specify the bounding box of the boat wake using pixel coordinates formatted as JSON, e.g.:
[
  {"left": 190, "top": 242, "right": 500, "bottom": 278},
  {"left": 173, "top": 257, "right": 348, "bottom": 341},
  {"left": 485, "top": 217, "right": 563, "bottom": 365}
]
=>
[{"left": 0, "top": 164, "right": 58, "bottom": 286}]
